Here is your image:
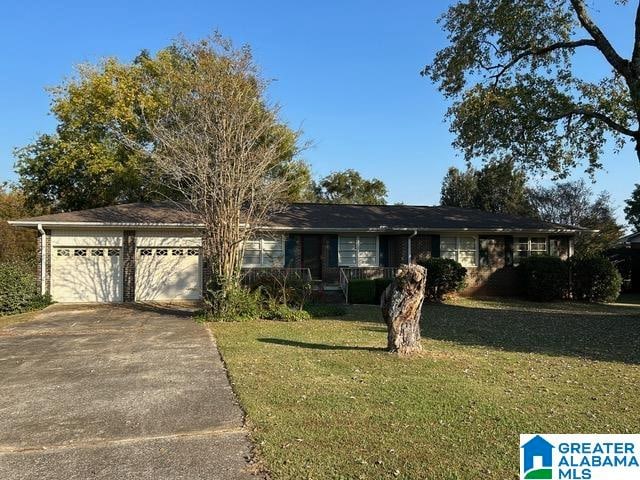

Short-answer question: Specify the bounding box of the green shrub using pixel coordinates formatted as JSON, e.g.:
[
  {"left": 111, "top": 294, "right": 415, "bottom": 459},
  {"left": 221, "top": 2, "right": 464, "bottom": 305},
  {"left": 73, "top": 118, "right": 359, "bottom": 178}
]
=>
[
  {"left": 263, "top": 300, "right": 311, "bottom": 322},
  {"left": 517, "top": 256, "right": 569, "bottom": 301},
  {"left": 570, "top": 256, "right": 622, "bottom": 303},
  {"left": 416, "top": 257, "right": 467, "bottom": 302},
  {"left": 304, "top": 304, "right": 348, "bottom": 318},
  {"left": 348, "top": 279, "right": 377, "bottom": 304},
  {"left": 246, "top": 270, "right": 312, "bottom": 308},
  {"left": 204, "top": 281, "right": 264, "bottom": 322},
  {"left": 374, "top": 278, "right": 393, "bottom": 302},
  {"left": 0, "top": 262, "right": 50, "bottom": 316}
]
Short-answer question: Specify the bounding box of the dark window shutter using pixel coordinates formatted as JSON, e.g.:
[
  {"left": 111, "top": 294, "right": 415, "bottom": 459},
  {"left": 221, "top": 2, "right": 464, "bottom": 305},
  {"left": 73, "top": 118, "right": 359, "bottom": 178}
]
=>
[
  {"left": 504, "top": 235, "right": 514, "bottom": 266},
  {"left": 327, "top": 235, "right": 339, "bottom": 267},
  {"left": 379, "top": 236, "right": 389, "bottom": 267},
  {"left": 285, "top": 235, "right": 298, "bottom": 267},
  {"left": 431, "top": 235, "right": 440, "bottom": 258}
]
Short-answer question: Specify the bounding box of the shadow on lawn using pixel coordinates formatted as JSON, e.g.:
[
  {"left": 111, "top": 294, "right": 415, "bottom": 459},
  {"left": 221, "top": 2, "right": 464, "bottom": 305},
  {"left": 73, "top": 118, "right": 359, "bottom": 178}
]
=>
[
  {"left": 422, "top": 303, "right": 640, "bottom": 365},
  {"left": 258, "top": 337, "right": 385, "bottom": 352}
]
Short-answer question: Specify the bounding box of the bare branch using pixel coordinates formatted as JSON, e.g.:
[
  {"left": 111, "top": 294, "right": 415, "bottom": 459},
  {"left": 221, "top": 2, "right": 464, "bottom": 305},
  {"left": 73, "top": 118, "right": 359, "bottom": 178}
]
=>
[
  {"left": 541, "top": 107, "right": 637, "bottom": 137},
  {"left": 570, "top": 0, "right": 630, "bottom": 77},
  {"left": 486, "top": 39, "right": 598, "bottom": 82}
]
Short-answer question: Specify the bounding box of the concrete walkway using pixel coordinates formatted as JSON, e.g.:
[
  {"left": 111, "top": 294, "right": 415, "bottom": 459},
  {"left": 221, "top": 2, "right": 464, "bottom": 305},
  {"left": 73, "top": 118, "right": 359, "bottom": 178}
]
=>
[{"left": 0, "top": 304, "right": 256, "bottom": 479}]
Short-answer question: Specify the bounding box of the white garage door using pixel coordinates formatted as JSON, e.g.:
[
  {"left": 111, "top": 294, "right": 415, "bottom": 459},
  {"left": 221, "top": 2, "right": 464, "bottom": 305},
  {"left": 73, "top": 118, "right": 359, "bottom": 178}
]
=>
[
  {"left": 51, "top": 230, "right": 123, "bottom": 303},
  {"left": 135, "top": 231, "right": 202, "bottom": 301}
]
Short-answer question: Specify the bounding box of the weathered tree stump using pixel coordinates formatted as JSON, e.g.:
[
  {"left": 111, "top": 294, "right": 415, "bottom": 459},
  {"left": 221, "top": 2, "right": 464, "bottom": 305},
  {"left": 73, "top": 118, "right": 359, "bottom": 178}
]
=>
[{"left": 381, "top": 264, "right": 427, "bottom": 355}]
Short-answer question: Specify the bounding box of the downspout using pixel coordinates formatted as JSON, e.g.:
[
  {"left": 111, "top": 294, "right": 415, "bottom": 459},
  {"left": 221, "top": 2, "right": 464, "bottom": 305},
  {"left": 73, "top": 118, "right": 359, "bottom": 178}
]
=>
[
  {"left": 37, "top": 223, "right": 46, "bottom": 295},
  {"left": 407, "top": 230, "right": 417, "bottom": 264}
]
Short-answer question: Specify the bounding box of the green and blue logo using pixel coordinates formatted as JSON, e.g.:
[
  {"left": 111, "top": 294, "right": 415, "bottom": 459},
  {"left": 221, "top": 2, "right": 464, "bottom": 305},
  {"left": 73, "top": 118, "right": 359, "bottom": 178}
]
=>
[{"left": 521, "top": 435, "right": 554, "bottom": 479}]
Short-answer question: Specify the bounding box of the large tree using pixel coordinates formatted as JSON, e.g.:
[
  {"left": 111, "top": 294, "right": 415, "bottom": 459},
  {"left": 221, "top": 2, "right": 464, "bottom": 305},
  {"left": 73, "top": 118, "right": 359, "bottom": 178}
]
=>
[
  {"left": 425, "top": 0, "right": 640, "bottom": 176},
  {"left": 624, "top": 183, "right": 640, "bottom": 230},
  {"left": 528, "top": 180, "right": 624, "bottom": 256},
  {"left": 440, "top": 160, "right": 533, "bottom": 215},
  {"left": 314, "top": 169, "right": 388, "bottom": 204},
  {"left": 14, "top": 40, "right": 306, "bottom": 211},
  {"left": 122, "top": 36, "right": 303, "bottom": 314}
]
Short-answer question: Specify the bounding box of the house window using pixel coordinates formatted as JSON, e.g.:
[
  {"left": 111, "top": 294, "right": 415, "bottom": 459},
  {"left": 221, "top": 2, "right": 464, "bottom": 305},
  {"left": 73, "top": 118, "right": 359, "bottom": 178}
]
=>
[
  {"left": 172, "top": 249, "right": 184, "bottom": 256},
  {"left": 73, "top": 249, "right": 87, "bottom": 257},
  {"left": 156, "top": 249, "right": 168, "bottom": 256},
  {"left": 140, "top": 249, "right": 152, "bottom": 256},
  {"left": 338, "top": 236, "right": 378, "bottom": 267},
  {"left": 187, "top": 249, "right": 199, "bottom": 256},
  {"left": 440, "top": 236, "right": 477, "bottom": 267},
  {"left": 56, "top": 249, "right": 70, "bottom": 257},
  {"left": 107, "top": 248, "right": 120, "bottom": 257},
  {"left": 91, "top": 249, "right": 104, "bottom": 256},
  {"left": 514, "top": 237, "right": 548, "bottom": 264},
  {"left": 242, "top": 235, "right": 284, "bottom": 267}
]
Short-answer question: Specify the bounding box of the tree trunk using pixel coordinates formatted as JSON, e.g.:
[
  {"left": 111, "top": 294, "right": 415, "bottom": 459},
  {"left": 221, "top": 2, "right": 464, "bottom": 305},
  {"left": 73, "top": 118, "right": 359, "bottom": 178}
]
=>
[{"left": 381, "top": 264, "right": 427, "bottom": 355}]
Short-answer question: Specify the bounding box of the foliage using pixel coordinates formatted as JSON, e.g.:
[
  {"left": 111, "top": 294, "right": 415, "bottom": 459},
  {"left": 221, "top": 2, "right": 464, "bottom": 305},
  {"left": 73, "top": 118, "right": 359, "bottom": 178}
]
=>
[
  {"left": 624, "top": 183, "right": 640, "bottom": 231},
  {"left": 212, "top": 298, "right": 640, "bottom": 479},
  {"left": 303, "top": 304, "right": 348, "bottom": 318},
  {"left": 529, "top": 180, "right": 624, "bottom": 256},
  {"left": 262, "top": 300, "right": 311, "bottom": 322},
  {"left": 0, "top": 262, "right": 51, "bottom": 316},
  {"left": 417, "top": 257, "right": 467, "bottom": 302},
  {"left": 246, "top": 270, "right": 312, "bottom": 308},
  {"left": 517, "top": 256, "right": 569, "bottom": 301},
  {"left": 440, "top": 159, "right": 533, "bottom": 215},
  {"left": 348, "top": 279, "right": 378, "bottom": 304},
  {"left": 204, "top": 280, "right": 264, "bottom": 322},
  {"left": 0, "top": 184, "right": 43, "bottom": 263},
  {"left": 425, "top": 1, "right": 640, "bottom": 174},
  {"left": 314, "top": 169, "right": 387, "bottom": 205},
  {"left": 15, "top": 35, "right": 300, "bottom": 212},
  {"left": 374, "top": 277, "right": 393, "bottom": 301},
  {"left": 570, "top": 256, "right": 622, "bottom": 303}
]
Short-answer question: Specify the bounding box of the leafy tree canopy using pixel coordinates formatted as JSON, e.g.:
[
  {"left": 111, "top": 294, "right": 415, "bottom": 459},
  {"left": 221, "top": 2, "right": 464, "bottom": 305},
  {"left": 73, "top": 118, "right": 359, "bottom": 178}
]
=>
[
  {"left": 440, "top": 159, "right": 533, "bottom": 215},
  {"left": 425, "top": 0, "right": 640, "bottom": 176},
  {"left": 14, "top": 39, "right": 302, "bottom": 211},
  {"left": 314, "top": 169, "right": 388, "bottom": 205},
  {"left": 624, "top": 183, "right": 640, "bottom": 230},
  {"left": 529, "top": 180, "right": 624, "bottom": 256}
]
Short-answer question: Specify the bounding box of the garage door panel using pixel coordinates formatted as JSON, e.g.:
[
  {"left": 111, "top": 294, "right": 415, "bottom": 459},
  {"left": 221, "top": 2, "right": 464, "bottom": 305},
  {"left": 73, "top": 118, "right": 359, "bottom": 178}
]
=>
[
  {"left": 136, "top": 247, "right": 202, "bottom": 301},
  {"left": 51, "top": 246, "right": 123, "bottom": 303},
  {"left": 51, "top": 230, "right": 123, "bottom": 247}
]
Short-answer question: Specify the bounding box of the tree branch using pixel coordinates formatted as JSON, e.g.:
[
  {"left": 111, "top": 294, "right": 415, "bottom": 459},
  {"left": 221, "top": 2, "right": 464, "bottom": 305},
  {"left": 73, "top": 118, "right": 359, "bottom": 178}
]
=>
[
  {"left": 541, "top": 107, "right": 637, "bottom": 137},
  {"left": 487, "top": 39, "right": 597, "bottom": 81},
  {"left": 632, "top": 1, "right": 640, "bottom": 73},
  {"left": 570, "top": 0, "right": 630, "bottom": 77}
]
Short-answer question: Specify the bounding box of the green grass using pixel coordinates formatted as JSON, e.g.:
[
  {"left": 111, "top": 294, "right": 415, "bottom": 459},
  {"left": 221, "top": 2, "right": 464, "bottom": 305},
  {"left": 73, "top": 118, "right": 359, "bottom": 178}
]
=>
[{"left": 210, "top": 297, "right": 640, "bottom": 480}]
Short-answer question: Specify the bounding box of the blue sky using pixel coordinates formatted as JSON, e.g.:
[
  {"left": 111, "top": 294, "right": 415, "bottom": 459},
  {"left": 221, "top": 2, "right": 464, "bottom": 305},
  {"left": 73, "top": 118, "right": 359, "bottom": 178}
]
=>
[{"left": 0, "top": 1, "right": 638, "bottom": 224}]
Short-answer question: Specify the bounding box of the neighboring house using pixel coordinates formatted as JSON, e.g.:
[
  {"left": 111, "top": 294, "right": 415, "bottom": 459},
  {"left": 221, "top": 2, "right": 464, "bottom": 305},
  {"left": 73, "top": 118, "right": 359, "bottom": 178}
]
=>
[
  {"left": 9, "top": 202, "right": 587, "bottom": 303},
  {"left": 618, "top": 231, "right": 640, "bottom": 249},
  {"left": 610, "top": 232, "right": 640, "bottom": 292}
]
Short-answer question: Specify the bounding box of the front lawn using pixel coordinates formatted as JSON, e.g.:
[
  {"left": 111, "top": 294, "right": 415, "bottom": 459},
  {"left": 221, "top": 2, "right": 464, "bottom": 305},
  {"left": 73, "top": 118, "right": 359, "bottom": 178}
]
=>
[{"left": 210, "top": 297, "right": 640, "bottom": 479}]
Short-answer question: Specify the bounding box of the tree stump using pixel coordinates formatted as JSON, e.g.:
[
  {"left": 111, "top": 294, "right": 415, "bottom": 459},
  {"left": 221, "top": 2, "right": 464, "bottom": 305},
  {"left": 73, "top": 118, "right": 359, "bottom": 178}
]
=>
[{"left": 381, "top": 264, "right": 427, "bottom": 355}]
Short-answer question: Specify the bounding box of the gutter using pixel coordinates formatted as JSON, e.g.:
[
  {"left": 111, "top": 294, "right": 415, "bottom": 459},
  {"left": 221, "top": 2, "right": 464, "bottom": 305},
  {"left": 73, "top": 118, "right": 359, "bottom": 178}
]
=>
[
  {"left": 407, "top": 229, "right": 417, "bottom": 263},
  {"left": 37, "top": 223, "right": 46, "bottom": 295}
]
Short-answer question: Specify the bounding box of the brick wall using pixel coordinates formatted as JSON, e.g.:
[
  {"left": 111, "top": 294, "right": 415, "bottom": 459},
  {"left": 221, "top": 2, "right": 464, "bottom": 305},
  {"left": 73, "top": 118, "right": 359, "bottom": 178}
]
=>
[
  {"left": 45, "top": 231, "right": 51, "bottom": 295},
  {"left": 35, "top": 231, "right": 43, "bottom": 295},
  {"left": 122, "top": 230, "right": 136, "bottom": 302}
]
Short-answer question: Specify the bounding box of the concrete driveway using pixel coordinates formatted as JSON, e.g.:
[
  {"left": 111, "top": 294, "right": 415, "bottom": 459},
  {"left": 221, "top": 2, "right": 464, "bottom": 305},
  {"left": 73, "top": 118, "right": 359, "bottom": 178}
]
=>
[{"left": 0, "top": 304, "right": 256, "bottom": 479}]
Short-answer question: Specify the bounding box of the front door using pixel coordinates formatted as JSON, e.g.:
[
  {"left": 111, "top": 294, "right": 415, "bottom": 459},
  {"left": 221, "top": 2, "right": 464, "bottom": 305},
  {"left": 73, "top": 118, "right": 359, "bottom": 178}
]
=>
[{"left": 301, "top": 235, "right": 322, "bottom": 279}]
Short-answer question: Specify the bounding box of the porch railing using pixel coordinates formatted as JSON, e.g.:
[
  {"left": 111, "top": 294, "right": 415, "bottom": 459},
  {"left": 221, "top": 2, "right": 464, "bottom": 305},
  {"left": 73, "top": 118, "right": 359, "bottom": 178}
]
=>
[
  {"left": 339, "top": 267, "right": 398, "bottom": 301},
  {"left": 241, "top": 267, "right": 312, "bottom": 285}
]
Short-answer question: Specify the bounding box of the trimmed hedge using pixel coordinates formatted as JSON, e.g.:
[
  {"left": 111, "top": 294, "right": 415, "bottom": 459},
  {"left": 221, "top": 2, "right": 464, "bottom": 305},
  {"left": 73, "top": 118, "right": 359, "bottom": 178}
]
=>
[
  {"left": 348, "top": 279, "right": 377, "bottom": 304},
  {"left": 570, "top": 256, "right": 622, "bottom": 303},
  {"left": 517, "top": 256, "right": 569, "bottom": 301},
  {"left": 417, "top": 257, "right": 467, "bottom": 302},
  {"left": 374, "top": 278, "right": 393, "bottom": 301},
  {"left": 0, "top": 262, "right": 50, "bottom": 316}
]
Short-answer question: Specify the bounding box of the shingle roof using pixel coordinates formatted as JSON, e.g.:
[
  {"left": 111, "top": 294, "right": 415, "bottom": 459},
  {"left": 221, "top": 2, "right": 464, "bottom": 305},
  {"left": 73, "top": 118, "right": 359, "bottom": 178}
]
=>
[{"left": 10, "top": 201, "right": 587, "bottom": 232}]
